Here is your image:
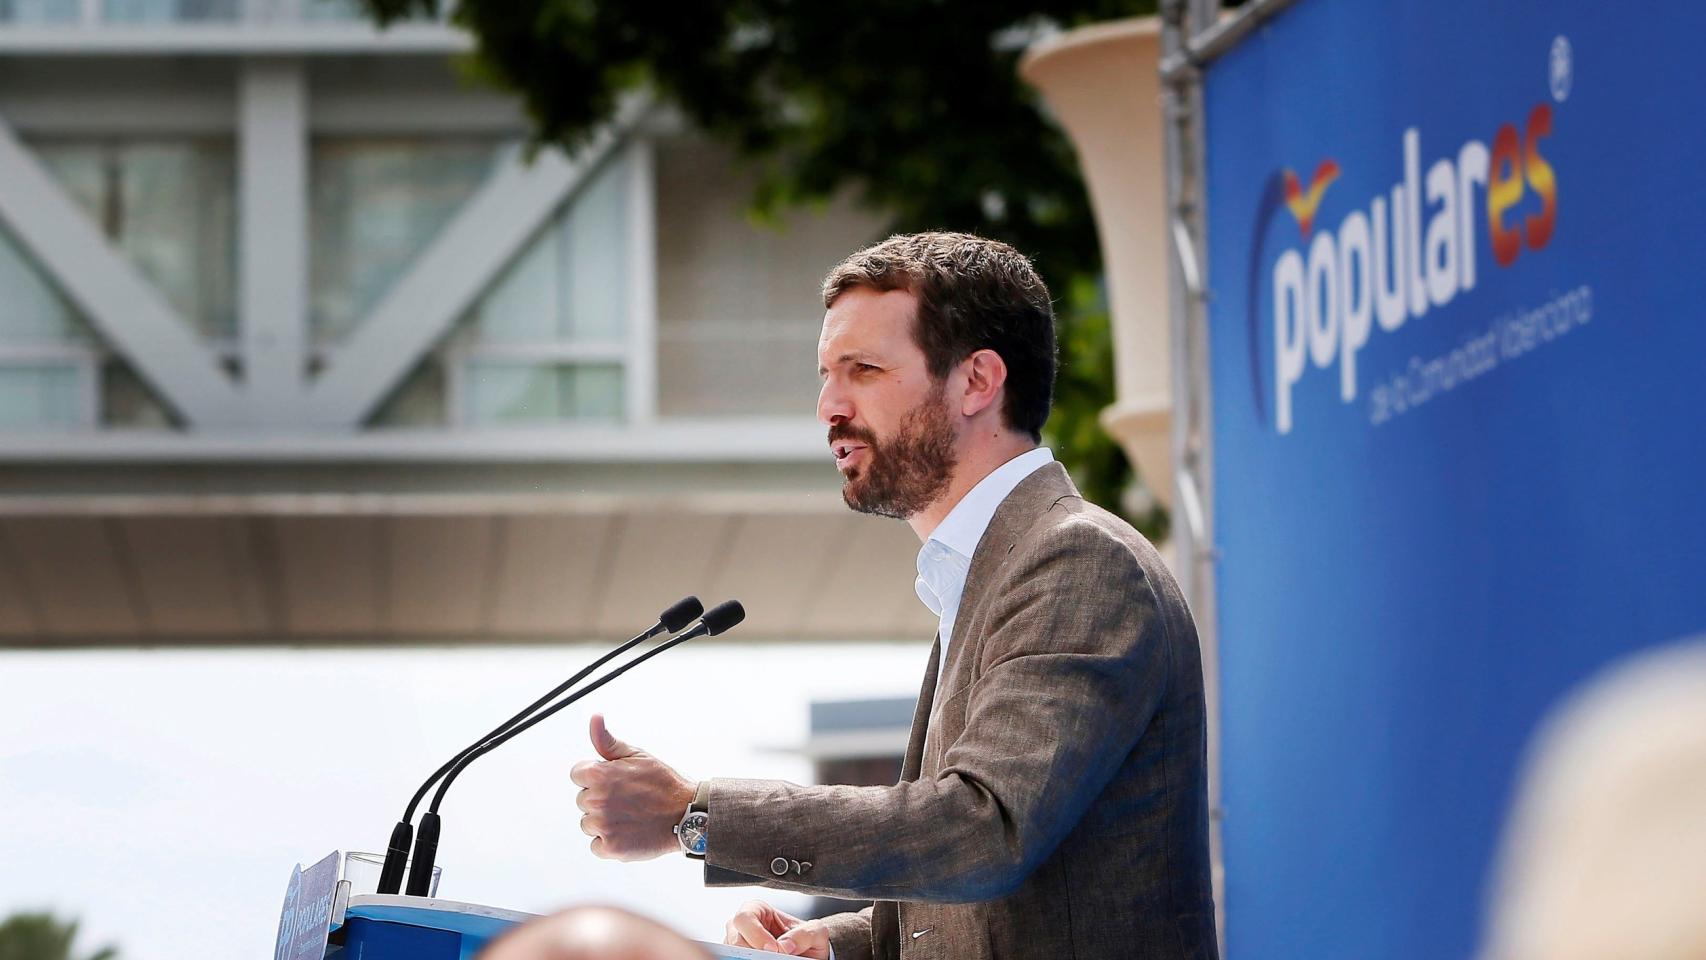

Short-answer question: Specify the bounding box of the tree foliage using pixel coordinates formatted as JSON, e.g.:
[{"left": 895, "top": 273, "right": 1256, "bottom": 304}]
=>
[
  {"left": 366, "top": 0, "right": 1164, "bottom": 535},
  {"left": 0, "top": 912, "right": 117, "bottom": 960}
]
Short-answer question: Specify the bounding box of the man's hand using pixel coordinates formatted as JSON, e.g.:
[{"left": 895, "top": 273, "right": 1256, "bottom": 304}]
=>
[
  {"left": 724, "top": 901, "right": 831, "bottom": 958},
  {"left": 569, "top": 714, "right": 696, "bottom": 861}
]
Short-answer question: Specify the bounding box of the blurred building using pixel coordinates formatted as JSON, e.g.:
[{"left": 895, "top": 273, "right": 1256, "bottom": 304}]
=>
[{"left": 0, "top": 1, "right": 936, "bottom": 647}]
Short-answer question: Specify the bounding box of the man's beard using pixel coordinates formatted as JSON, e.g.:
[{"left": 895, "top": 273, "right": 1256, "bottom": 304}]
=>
[{"left": 831, "top": 385, "right": 958, "bottom": 520}]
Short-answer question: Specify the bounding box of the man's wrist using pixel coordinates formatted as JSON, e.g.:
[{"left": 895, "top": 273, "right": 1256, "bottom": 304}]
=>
[{"left": 675, "top": 780, "right": 711, "bottom": 859}]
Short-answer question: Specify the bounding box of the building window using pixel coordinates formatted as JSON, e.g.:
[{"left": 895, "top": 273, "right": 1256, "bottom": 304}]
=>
[
  {"left": 0, "top": 0, "right": 441, "bottom": 22},
  {"left": 310, "top": 137, "right": 505, "bottom": 345},
  {"left": 299, "top": 0, "right": 443, "bottom": 21},
  {"left": 0, "top": 221, "right": 84, "bottom": 345},
  {"left": 298, "top": 0, "right": 368, "bottom": 20},
  {"left": 0, "top": 182, "right": 188, "bottom": 432},
  {"left": 0, "top": 358, "right": 91, "bottom": 429},
  {"left": 368, "top": 355, "right": 446, "bottom": 428},
  {"left": 458, "top": 361, "right": 623, "bottom": 426},
  {"left": 347, "top": 141, "right": 645, "bottom": 430},
  {"left": 100, "top": 356, "right": 178, "bottom": 428},
  {"left": 0, "top": 222, "right": 95, "bottom": 429},
  {"left": 32, "top": 138, "right": 238, "bottom": 343},
  {"left": 101, "top": 0, "right": 239, "bottom": 22},
  {"left": 0, "top": 0, "right": 78, "bottom": 23},
  {"left": 441, "top": 144, "right": 640, "bottom": 427}
]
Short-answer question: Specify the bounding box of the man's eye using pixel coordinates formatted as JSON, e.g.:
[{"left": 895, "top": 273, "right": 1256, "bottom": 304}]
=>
[{"left": 856, "top": 363, "right": 879, "bottom": 373}]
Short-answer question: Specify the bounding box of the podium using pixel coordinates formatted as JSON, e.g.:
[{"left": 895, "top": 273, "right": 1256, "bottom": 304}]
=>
[
  {"left": 276, "top": 852, "right": 776, "bottom": 960},
  {"left": 328, "top": 895, "right": 775, "bottom": 960}
]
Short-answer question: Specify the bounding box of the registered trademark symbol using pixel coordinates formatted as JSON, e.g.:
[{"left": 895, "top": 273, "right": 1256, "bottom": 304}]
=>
[{"left": 1550, "top": 35, "right": 1572, "bottom": 103}]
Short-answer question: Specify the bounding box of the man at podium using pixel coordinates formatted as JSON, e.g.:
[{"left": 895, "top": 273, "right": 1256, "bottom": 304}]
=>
[{"left": 570, "top": 233, "right": 1218, "bottom": 960}]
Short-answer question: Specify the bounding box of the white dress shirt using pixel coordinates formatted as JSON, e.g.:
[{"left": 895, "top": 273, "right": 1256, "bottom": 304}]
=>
[{"left": 915, "top": 447, "right": 1055, "bottom": 669}]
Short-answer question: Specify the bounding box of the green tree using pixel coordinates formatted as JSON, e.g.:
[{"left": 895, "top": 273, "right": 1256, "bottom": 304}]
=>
[
  {"left": 366, "top": 0, "right": 1165, "bottom": 536},
  {"left": 0, "top": 912, "right": 117, "bottom": 960}
]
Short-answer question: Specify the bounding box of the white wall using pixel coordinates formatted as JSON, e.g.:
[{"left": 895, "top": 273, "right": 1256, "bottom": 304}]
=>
[{"left": 654, "top": 136, "right": 886, "bottom": 417}]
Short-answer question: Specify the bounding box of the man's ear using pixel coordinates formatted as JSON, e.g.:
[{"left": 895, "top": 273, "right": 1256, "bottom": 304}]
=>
[{"left": 959, "top": 349, "right": 1008, "bottom": 420}]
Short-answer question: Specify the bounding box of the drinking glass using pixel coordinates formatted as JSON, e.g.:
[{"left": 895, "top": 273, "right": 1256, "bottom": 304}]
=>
[{"left": 342, "top": 850, "right": 441, "bottom": 897}]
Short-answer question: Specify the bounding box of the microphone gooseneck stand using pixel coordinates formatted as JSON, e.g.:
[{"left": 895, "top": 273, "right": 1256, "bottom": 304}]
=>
[
  {"left": 375, "top": 596, "right": 705, "bottom": 895},
  {"left": 402, "top": 600, "right": 746, "bottom": 897}
]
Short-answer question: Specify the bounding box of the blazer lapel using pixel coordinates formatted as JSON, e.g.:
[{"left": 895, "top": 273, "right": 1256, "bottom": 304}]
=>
[
  {"left": 899, "top": 636, "right": 940, "bottom": 782},
  {"left": 936, "top": 462, "right": 1079, "bottom": 696},
  {"left": 877, "top": 643, "right": 935, "bottom": 960}
]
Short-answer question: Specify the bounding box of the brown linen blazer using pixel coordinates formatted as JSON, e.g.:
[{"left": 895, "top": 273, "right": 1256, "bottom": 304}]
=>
[{"left": 704, "top": 462, "right": 1218, "bottom": 960}]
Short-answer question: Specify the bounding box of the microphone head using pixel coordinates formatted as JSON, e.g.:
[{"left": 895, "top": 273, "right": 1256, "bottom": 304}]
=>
[
  {"left": 659, "top": 596, "right": 704, "bottom": 633},
  {"left": 701, "top": 600, "right": 745, "bottom": 637}
]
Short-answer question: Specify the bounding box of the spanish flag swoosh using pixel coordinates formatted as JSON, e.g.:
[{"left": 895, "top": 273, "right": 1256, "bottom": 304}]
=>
[{"left": 1282, "top": 159, "right": 1341, "bottom": 238}]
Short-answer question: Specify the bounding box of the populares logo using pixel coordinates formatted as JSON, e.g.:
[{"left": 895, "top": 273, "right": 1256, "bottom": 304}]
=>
[{"left": 1248, "top": 102, "right": 1558, "bottom": 434}]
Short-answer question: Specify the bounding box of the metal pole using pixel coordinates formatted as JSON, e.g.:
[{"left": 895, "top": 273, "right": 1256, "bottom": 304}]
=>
[
  {"left": 1188, "top": 0, "right": 1221, "bottom": 36},
  {"left": 1161, "top": 0, "right": 1304, "bottom": 81},
  {"left": 1161, "top": 0, "right": 1225, "bottom": 951}
]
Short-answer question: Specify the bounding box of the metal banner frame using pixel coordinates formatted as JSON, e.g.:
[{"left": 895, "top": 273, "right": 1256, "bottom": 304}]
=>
[{"left": 1157, "top": 0, "right": 1303, "bottom": 951}]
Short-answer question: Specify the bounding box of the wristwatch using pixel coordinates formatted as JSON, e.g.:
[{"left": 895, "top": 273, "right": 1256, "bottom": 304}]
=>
[{"left": 673, "top": 781, "right": 710, "bottom": 859}]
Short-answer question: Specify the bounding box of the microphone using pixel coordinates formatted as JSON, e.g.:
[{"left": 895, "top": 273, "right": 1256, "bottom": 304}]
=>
[
  {"left": 403, "top": 600, "right": 745, "bottom": 896},
  {"left": 375, "top": 595, "right": 704, "bottom": 895}
]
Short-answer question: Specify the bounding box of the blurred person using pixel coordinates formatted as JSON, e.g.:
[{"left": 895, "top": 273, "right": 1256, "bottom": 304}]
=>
[
  {"left": 478, "top": 905, "right": 711, "bottom": 960},
  {"left": 570, "top": 233, "right": 1216, "bottom": 959},
  {"left": 1479, "top": 638, "right": 1706, "bottom": 960}
]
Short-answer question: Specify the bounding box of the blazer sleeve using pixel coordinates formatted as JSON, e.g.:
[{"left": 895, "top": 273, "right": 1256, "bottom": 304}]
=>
[
  {"left": 821, "top": 906, "right": 875, "bottom": 960},
  {"left": 701, "top": 515, "right": 1174, "bottom": 903}
]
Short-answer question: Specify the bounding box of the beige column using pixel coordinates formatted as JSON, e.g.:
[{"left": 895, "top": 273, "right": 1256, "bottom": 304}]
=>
[{"left": 1020, "top": 19, "right": 1172, "bottom": 509}]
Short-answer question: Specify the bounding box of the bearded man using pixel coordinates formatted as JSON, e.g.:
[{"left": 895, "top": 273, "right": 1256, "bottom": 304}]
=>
[{"left": 569, "top": 233, "right": 1218, "bottom": 960}]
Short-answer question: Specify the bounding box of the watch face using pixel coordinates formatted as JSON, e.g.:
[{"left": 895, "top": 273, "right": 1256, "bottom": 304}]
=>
[{"left": 678, "top": 811, "right": 709, "bottom": 855}]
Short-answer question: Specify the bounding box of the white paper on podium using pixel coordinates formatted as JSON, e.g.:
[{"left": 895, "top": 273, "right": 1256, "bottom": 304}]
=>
[{"left": 705, "top": 944, "right": 806, "bottom": 960}]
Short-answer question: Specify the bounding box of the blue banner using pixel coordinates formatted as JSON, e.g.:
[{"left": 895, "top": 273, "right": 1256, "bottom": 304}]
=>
[{"left": 1201, "top": 3, "right": 1706, "bottom": 957}]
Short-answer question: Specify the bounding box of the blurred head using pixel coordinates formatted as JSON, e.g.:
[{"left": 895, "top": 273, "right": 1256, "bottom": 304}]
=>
[
  {"left": 1479, "top": 639, "right": 1706, "bottom": 960},
  {"left": 817, "top": 232, "right": 1057, "bottom": 519},
  {"left": 478, "top": 905, "right": 710, "bottom": 960}
]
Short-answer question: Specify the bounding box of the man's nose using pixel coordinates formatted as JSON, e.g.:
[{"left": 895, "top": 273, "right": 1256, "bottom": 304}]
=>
[{"left": 818, "top": 379, "right": 852, "bottom": 426}]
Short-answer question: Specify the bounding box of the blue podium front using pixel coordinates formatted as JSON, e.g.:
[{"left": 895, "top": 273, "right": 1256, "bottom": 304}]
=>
[
  {"left": 329, "top": 896, "right": 533, "bottom": 960},
  {"left": 276, "top": 853, "right": 774, "bottom": 960},
  {"left": 320, "top": 894, "right": 773, "bottom": 960}
]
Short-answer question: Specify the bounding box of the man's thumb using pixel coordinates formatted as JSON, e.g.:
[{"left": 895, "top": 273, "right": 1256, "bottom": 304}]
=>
[{"left": 589, "top": 713, "right": 638, "bottom": 761}]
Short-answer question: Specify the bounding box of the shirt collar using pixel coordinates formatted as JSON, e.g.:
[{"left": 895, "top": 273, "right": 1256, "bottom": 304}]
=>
[{"left": 925, "top": 446, "right": 1055, "bottom": 561}]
